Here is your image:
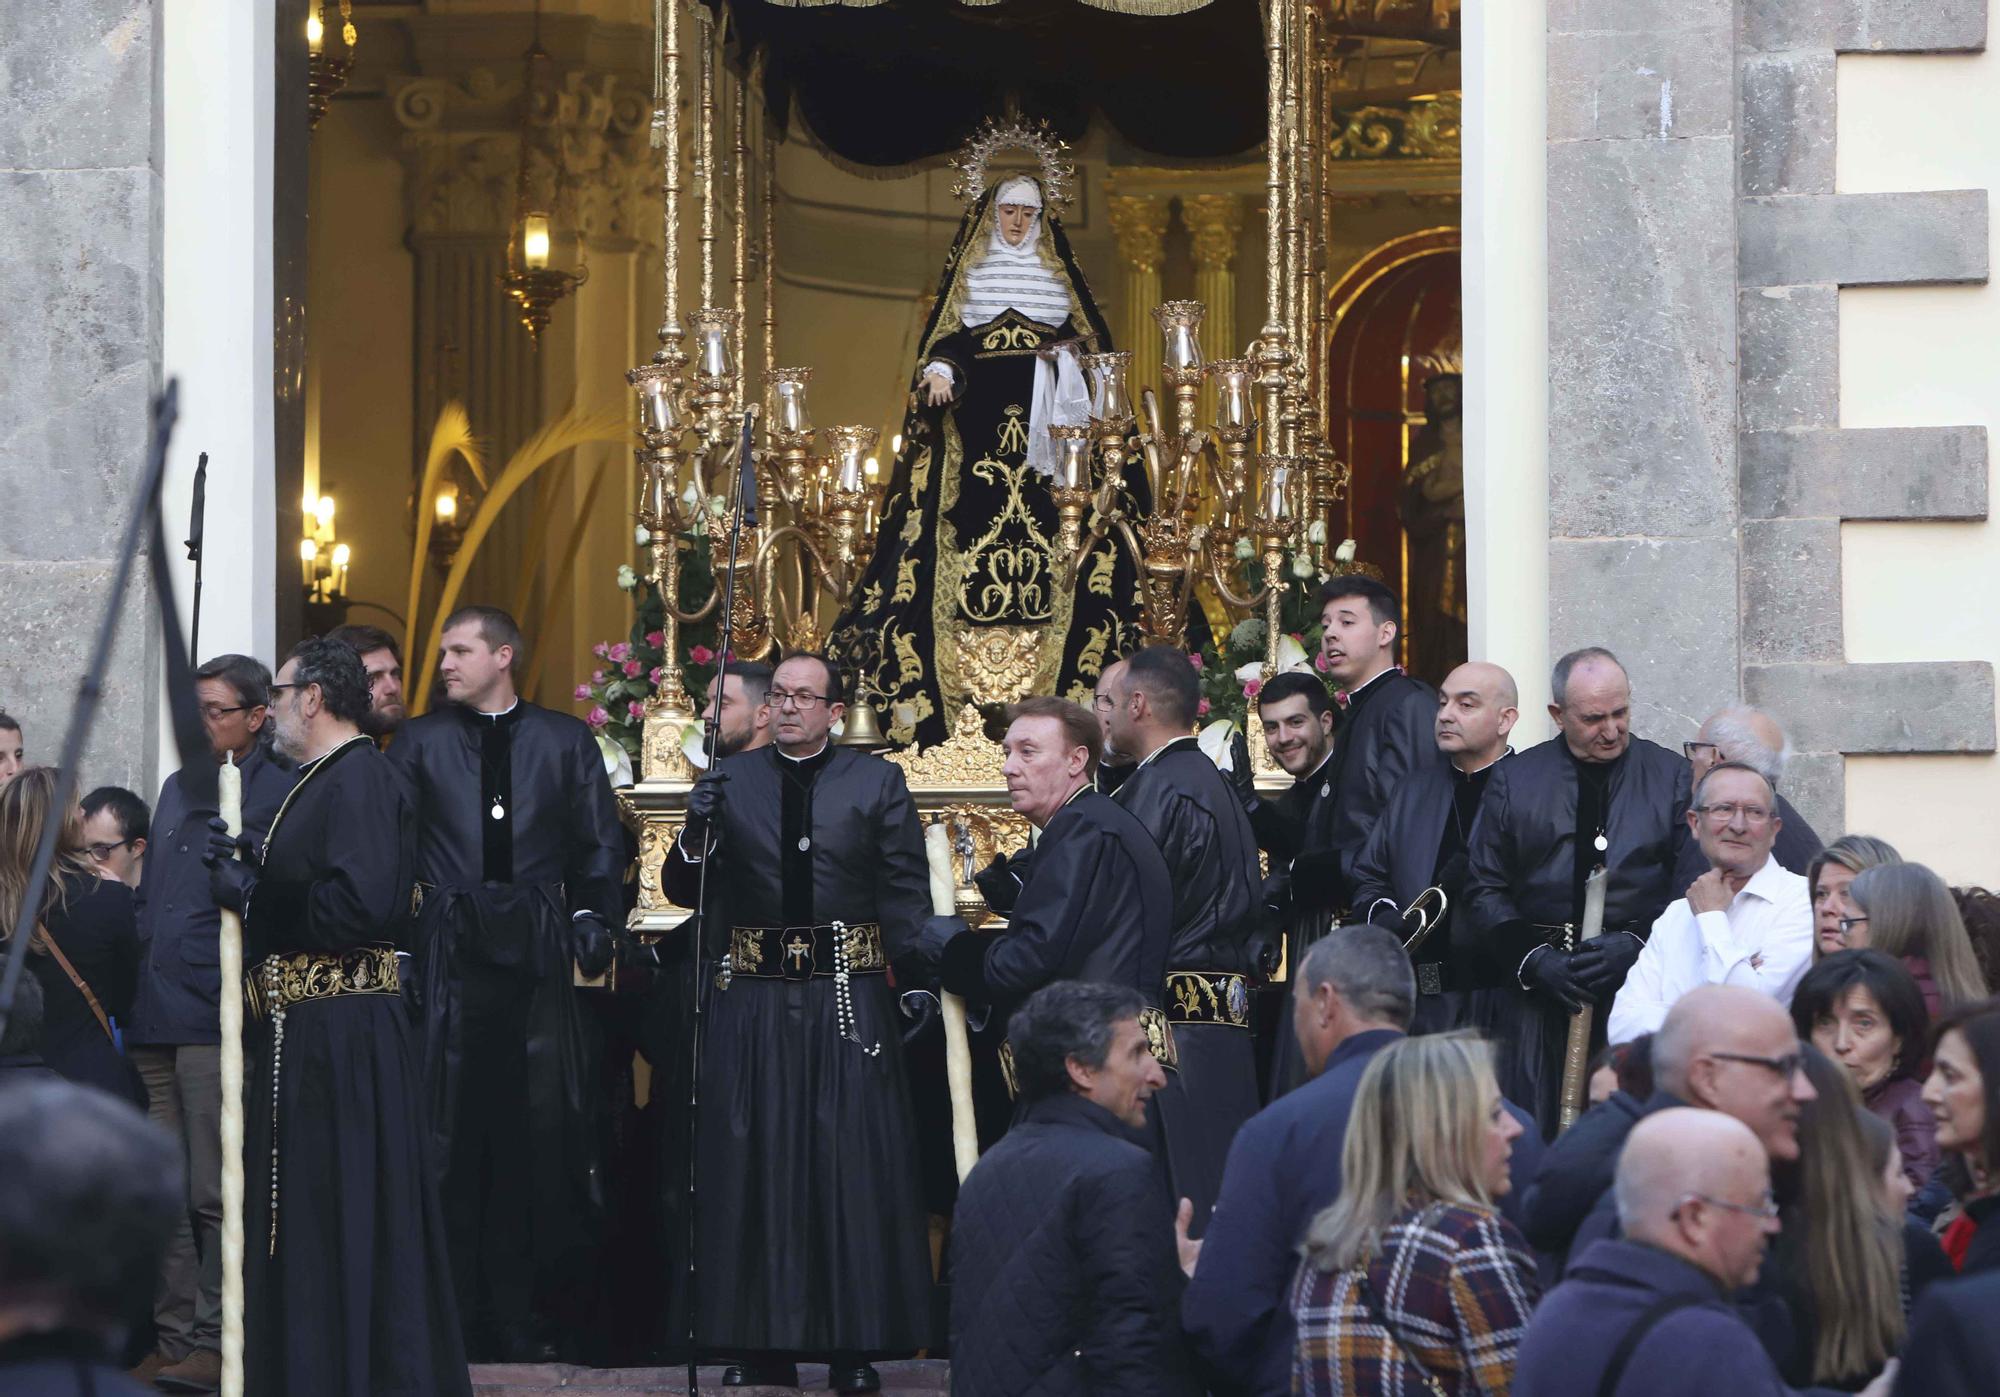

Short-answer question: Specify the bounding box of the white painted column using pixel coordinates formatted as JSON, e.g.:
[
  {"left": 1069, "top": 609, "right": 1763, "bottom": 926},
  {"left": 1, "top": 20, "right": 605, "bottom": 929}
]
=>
[
  {"left": 1462, "top": 0, "right": 1551, "bottom": 740},
  {"left": 157, "top": 0, "right": 280, "bottom": 772}
]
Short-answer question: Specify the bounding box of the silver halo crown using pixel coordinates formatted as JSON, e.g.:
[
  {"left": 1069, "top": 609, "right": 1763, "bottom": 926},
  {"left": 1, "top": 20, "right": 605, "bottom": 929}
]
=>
[{"left": 949, "top": 114, "right": 1078, "bottom": 214}]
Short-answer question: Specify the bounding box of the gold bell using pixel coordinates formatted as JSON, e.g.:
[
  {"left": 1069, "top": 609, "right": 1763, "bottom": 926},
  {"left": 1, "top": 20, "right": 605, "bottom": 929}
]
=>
[{"left": 836, "top": 695, "right": 892, "bottom": 751}]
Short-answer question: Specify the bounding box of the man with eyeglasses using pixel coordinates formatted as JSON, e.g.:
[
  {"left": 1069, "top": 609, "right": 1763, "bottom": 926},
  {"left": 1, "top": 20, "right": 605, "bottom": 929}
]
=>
[
  {"left": 1670, "top": 706, "right": 1823, "bottom": 896},
  {"left": 1608, "top": 762, "right": 1813, "bottom": 1043},
  {"left": 125, "top": 653, "right": 297, "bottom": 1392},
  {"left": 1463, "top": 645, "right": 1692, "bottom": 1137},
  {"left": 1514, "top": 1110, "right": 1853, "bottom": 1397},
  {"left": 80, "top": 785, "right": 149, "bottom": 888},
  {"left": 662, "top": 652, "right": 934, "bottom": 1394}
]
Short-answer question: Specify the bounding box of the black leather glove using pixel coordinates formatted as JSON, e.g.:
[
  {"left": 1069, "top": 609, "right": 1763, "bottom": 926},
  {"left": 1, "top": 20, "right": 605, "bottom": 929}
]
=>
[
  {"left": 909, "top": 914, "right": 969, "bottom": 979},
  {"left": 203, "top": 816, "right": 259, "bottom": 913},
  {"left": 572, "top": 913, "right": 616, "bottom": 979},
  {"left": 1225, "top": 730, "right": 1256, "bottom": 802},
  {"left": 898, "top": 989, "right": 941, "bottom": 1044},
  {"left": 1570, "top": 931, "right": 1645, "bottom": 998},
  {"left": 682, "top": 769, "right": 727, "bottom": 844},
  {"left": 1260, "top": 870, "right": 1293, "bottom": 918},
  {"left": 1521, "top": 945, "right": 1590, "bottom": 1014},
  {"left": 397, "top": 952, "right": 425, "bottom": 1022},
  {"left": 1247, "top": 930, "right": 1283, "bottom": 979},
  {"left": 973, "top": 852, "right": 1025, "bottom": 915}
]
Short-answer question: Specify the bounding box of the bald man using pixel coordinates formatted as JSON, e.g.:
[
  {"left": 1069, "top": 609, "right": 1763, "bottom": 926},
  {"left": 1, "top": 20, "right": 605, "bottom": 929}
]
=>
[
  {"left": 1670, "top": 706, "right": 1823, "bottom": 895},
  {"left": 1350, "top": 661, "right": 1520, "bottom": 1036},
  {"left": 1512, "top": 1110, "right": 1816, "bottom": 1397}
]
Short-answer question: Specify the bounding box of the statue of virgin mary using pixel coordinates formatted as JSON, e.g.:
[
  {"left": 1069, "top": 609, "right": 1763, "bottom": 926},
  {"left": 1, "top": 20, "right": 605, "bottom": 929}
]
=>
[{"left": 830, "top": 173, "right": 1150, "bottom": 748}]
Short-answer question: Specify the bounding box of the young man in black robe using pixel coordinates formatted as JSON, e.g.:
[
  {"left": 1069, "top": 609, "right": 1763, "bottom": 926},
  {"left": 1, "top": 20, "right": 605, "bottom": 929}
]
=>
[
  {"left": 387, "top": 605, "right": 624, "bottom": 1361},
  {"left": 205, "top": 637, "right": 467, "bottom": 1397},
  {"left": 1095, "top": 648, "right": 1264, "bottom": 1236},
  {"left": 1292, "top": 574, "right": 1439, "bottom": 921},
  {"left": 1242, "top": 671, "right": 1338, "bottom": 1097},
  {"left": 1351, "top": 661, "right": 1519, "bottom": 1034},
  {"left": 1463, "top": 646, "right": 1692, "bottom": 1137},
  {"left": 664, "top": 652, "right": 933, "bottom": 1395},
  {"left": 915, "top": 696, "right": 1174, "bottom": 1143}
]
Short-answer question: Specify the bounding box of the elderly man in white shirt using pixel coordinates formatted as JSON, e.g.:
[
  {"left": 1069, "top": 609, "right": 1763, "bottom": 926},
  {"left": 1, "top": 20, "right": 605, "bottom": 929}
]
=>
[{"left": 1608, "top": 760, "right": 1812, "bottom": 1042}]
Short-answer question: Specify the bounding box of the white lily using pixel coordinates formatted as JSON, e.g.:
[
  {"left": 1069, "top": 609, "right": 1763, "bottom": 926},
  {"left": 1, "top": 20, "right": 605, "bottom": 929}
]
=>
[
  {"left": 598, "top": 734, "right": 636, "bottom": 788},
  {"left": 1275, "top": 633, "right": 1311, "bottom": 673},
  {"left": 1234, "top": 659, "right": 1265, "bottom": 685},
  {"left": 680, "top": 723, "right": 710, "bottom": 771},
  {"left": 1198, "top": 718, "right": 1239, "bottom": 771}
]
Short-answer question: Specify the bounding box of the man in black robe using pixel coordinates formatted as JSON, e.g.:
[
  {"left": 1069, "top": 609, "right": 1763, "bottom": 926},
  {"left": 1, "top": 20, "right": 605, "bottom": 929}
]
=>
[
  {"left": 1295, "top": 574, "right": 1439, "bottom": 920},
  {"left": 664, "top": 652, "right": 933, "bottom": 1394},
  {"left": 1242, "top": 671, "right": 1337, "bottom": 1097},
  {"left": 1095, "top": 648, "right": 1264, "bottom": 1236},
  {"left": 388, "top": 605, "right": 623, "bottom": 1361},
  {"left": 1463, "top": 646, "right": 1692, "bottom": 1137},
  {"left": 205, "top": 637, "right": 467, "bottom": 1397},
  {"left": 1351, "top": 661, "right": 1519, "bottom": 1034},
  {"left": 916, "top": 696, "right": 1174, "bottom": 1143}
]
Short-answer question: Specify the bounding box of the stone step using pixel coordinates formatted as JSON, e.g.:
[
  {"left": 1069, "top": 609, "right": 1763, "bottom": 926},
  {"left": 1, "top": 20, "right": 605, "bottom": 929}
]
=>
[{"left": 469, "top": 1361, "right": 951, "bottom": 1395}]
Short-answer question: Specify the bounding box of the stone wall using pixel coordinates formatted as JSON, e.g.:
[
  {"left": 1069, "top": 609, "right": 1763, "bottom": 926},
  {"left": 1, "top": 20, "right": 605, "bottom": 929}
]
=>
[
  {"left": 1545, "top": 0, "right": 1996, "bottom": 835},
  {"left": 0, "top": 3, "right": 162, "bottom": 793}
]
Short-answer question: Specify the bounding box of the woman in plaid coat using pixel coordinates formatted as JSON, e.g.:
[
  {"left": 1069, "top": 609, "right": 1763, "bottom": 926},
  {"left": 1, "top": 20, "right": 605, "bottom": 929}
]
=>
[{"left": 1290, "top": 1034, "right": 1540, "bottom": 1395}]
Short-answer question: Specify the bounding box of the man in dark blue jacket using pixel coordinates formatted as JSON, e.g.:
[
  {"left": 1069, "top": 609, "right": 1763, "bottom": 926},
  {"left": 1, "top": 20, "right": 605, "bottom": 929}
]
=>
[
  {"left": 1179, "top": 925, "right": 1542, "bottom": 1397},
  {"left": 949, "top": 981, "right": 1197, "bottom": 1397},
  {"left": 1896, "top": 1270, "right": 2000, "bottom": 1397},
  {"left": 126, "top": 654, "right": 294, "bottom": 1390}
]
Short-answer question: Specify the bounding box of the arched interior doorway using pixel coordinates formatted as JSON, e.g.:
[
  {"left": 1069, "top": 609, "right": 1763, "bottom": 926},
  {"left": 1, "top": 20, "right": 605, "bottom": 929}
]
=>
[{"left": 1325, "top": 228, "right": 1463, "bottom": 687}]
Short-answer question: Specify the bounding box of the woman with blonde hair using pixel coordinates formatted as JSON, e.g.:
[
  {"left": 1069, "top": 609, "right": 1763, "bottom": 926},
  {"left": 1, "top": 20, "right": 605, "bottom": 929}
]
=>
[
  {"left": 1807, "top": 833, "right": 1901, "bottom": 961},
  {"left": 0, "top": 767, "right": 142, "bottom": 1107},
  {"left": 1841, "top": 862, "right": 1988, "bottom": 1016},
  {"left": 1292, "top": 1033, "right": 1537, "bottom": 1396}
]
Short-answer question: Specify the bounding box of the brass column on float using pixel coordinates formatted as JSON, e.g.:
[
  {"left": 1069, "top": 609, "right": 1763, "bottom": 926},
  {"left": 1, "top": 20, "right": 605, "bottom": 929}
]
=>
[{"left": 1105, "top": 194, "right": 1170, "bottom": 403}]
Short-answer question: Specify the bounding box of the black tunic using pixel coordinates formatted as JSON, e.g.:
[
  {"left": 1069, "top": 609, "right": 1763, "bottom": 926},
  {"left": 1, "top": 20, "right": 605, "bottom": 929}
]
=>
[
  {"left": 662, "top": 743, "right": 934, "bottom": 1356},
  {"left": 388, "top": 700, "right": 625, "bottom": 1343},
  {"left": 1111, "top": 737, "right": 1262, "bottom": 1235},
  {"left": 1462, "top": 735, "right": 1692, "bottom": 1135},
  {"left": 1299, "top": 667, "right": 1439, "bottom": 914},
  {"left": 1351, "top": 748, "right": 1512, "bottom": 1034},
  {"left": 1246, "top": 748, "right": 1338, "bottom": 1098},
  {"left": 241, "top": 736, "right": 469, "bottom": 1397}
]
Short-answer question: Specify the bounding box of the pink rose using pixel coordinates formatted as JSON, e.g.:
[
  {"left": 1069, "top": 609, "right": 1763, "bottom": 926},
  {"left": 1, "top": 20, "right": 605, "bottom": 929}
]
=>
[
  {"left": 622, "top": 659, "right": 643, "bottom": 678},
  {"left": 1197, "top": 698, "right": 1211, "bottom": 716},
  {"left": 608, "top": 641, "right": 632, "bottom": 663},
  {"left": 649, "top": 666, "right": 665, "bottom": 686},
  {"left": 646, "top": 630, "right": 664, "bottom": 648},
  {"left": 688, "top": 644, "right": 715, "bottom": 665},
  {"left": 1188, "top": 653, "right": 1204, "bottom": 670},
  {"left": 573, "top": 684, "right": 591, "bottom": 702},
  {"left": 592, "top": 642, "right": 611, "bottom": 660},
  {"left": 1313, "top": 652, "right": 1330, "bottom": 673},
  {"left": 627, "top": 700, "right": 646, "bottom": 719},
  {"left": 1242, "top": 678, "right": 1262, "bottom": 699},
  {"left": 586, "top": 705, "right": 610, "bottom": 729},
  {"left": 592, "top": 668, "right": 608, "bottom": 684}
]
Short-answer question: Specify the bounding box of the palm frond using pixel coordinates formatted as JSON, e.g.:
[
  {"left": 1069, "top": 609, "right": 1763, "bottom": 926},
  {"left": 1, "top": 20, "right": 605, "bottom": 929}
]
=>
[{"left": 404, "top": 401, "right": 486, "bottom": 664}]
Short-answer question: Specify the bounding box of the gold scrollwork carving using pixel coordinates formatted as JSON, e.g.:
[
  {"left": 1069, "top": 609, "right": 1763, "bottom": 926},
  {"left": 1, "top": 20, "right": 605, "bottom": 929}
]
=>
[
  {"left": 958, "top": 626, "right": 1046, "bottom": 706},
  {"left": 981, "top": 323, "right": 1042, "bottom": 352}
]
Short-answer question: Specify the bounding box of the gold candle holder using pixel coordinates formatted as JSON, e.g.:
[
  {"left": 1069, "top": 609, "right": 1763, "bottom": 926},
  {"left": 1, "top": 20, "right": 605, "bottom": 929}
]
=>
[
  {"left": 1048, "top": 423, "right": 1095, "bottom": 566},
  {"left": 1155, "top": 299, "right": 1206, "bottom": 445},
  {"left": 822, "top": 426, "right": 878, "bottom": 580},
  {"left": 1209, "top": 357, "right": 1259, "bottom": 531}
]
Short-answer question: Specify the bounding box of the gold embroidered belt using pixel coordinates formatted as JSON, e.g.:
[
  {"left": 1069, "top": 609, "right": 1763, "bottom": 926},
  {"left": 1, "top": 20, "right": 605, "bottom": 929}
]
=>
[
  {"left": 1166, "top": 970, "right": 1254, "bottom": 1028},
  {"left": 245, "top": 945, "right": 401, "bottom": 1021},
  {"left": 998, "top": 1005, "right": 1179, "bottom": 1099},
  {"left": 729, "top": 922, "right": 885, "bottom": 981}
]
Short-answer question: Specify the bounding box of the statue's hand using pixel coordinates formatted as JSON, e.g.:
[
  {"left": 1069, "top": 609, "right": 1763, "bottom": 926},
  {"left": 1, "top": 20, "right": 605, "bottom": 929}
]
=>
[{"left": 921, "top": 370, "right": 953, "bottom": 406}]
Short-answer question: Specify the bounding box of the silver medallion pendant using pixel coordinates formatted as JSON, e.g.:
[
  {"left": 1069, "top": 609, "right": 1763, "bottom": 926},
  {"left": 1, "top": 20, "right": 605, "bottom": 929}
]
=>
[
  {"left": 491, "top": 801, "right": 505, "bottom": 821},
  {"left": 1594, "top": 833, "right": 1608, "bottom": 852},
  {"left": 798, "top": 835, "right": 812, "bottom": 852},
  {"left": 1320, "top": 783, "right": 1331, "bottom": 798}
]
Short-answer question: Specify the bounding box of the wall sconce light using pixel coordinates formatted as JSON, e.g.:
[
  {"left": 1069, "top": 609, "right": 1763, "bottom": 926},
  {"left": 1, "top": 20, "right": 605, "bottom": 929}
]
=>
[{"left": 307, "top": 0, "right": 357, "bottom": 130}]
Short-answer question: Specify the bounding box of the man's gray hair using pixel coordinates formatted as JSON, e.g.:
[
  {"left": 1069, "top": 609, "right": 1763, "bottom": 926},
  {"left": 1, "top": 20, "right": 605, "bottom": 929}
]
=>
[
  {"left": 1692, "top": 760, "right": 1776, "bottom": 810},
  {"left": 1703, "top": 705, "right": 1791, "bottom": 784},
  {"left": 1298, "top": 925, "right": 1414, "bottom": 1027},
  {"left": 0, "top": 1081, "right": 181, "bottom": 1344},
  {"left": 1551, "top": 646, "right": 1625, "bottom": 706}
]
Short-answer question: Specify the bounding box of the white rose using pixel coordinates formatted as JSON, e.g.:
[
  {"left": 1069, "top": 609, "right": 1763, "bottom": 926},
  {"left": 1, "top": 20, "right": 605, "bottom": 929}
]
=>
[
  {"left": 616, "top": 563, "right": 638, "bottom": 590},
  {"left": 1291, "top": 553, "right": 1315, "bottom": 579},
  {"left": 1234, "top": 536, "right": 1255, "bottom": 561},
  {"left": 1334, "top": 537, "right": 1358, "bottom": 565},
  {"left": 635, "top": 524, "right": 652, "bottom": 546},
  {"left": 708, "top": 494, "right": 728, "bottom": 518},
  {"left": 680, "top": 481, "right": 701, "bottom": 510},
  {"left": 1307, "top": 519, "right": 1327, "bottom": 546}
]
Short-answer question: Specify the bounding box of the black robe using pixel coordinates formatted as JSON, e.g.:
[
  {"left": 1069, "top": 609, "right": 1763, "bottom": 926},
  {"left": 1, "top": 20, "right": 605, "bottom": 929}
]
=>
[
  {"left": 387, "top": 700, "right": 625, "bottom": 1347},
  {"left": 1351, "top": 748, "right": 1512, "bottom": 1033},
  {"left": 1297, "top": 667, "right": 1439, "bottom": 915},
  {"left": 1244, "top": 748, "right": 1338, "bottom": 1098},
  {"left": 241, "top": 736, "right": 469, "bottom": 1397},
  {"left": 1462, "top": 735, "right": 1692, "bottom": 1135},
  {"left": 828, "top": 186, "right": 1148, "bottom": 748},
  {"left": 1111, "top": 737, "right": 1263, "bottom": 1236},
  {"left": 662, "top": 743, "right": 934, "bottom": 1356}
]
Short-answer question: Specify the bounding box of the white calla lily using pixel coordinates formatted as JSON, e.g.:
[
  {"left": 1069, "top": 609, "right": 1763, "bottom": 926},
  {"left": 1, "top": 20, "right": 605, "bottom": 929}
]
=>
[
  {"left": 1197, "top": 718, "right": 1239, "bottom": 771},
  {"left": 1275, "top": 633, "right": 1311, "bottom": 673}
]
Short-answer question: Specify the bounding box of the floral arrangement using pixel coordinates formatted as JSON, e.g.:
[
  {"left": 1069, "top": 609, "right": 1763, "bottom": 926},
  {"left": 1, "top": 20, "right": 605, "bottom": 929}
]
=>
[{"left": 1190, "top": 616, "right": 1337, "bottom": 734}]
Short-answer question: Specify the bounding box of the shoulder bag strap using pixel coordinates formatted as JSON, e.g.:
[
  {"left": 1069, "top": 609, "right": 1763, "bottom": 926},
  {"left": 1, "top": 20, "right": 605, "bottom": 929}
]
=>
[
  {"left": 1352, "top": 1267, "right": 1449, "bottom": 1397},
  {"left": 1595, "top": 1293, "right": 1705, "bottom": 1397},
  {"left": 38, "top": 924, "right": 116, "bottom": 1042}
]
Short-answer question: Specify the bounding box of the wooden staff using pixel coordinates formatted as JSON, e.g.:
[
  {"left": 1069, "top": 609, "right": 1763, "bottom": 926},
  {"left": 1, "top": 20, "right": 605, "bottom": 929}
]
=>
[
  {"left": 217, "top": 753, "right": 245, "bottom": 1397},
  {"left": 1557, "top": 864, "right": 1608, "bottom": 1135},
  {"left": 924, "top": 822, "right": 979, "bottom": 1181}
]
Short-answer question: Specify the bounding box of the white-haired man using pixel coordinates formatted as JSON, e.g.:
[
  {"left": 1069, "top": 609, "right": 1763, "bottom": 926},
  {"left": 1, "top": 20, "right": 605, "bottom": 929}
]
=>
[{"left": 1671, "top": 706, "right": 1822, "bottom": 892}]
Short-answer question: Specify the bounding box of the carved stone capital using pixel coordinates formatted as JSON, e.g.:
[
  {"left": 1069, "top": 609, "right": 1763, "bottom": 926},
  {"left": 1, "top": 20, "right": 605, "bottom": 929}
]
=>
[
  {"left": 1182, "top": 194, "right": 1248, "bottom": 272},
  {"left": 1106, "top": 194, "right": 1171, "bottom": 276}
]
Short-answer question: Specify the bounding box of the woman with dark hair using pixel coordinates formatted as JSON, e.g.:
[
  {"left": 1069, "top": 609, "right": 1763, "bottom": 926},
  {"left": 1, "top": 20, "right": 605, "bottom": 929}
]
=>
[
  {"left": 1926, "top": 996, "right": 2000, "bottom": 1275},
  {"left": 0, "top": 767, "right": 143, "bottom": 1109},
  {"left": 1791, "top": 949, "right": 1938, "bottom": 1194},
  {"left": 1949, "top": 884, "right": 2000, "bottom": 993},
  {"left": 1808, "top": 834, "right": 1902, "bottom": 961},
  {"left": 1584, "top": 1034, "right": 1653, "bottom": 1109},
  {"left": 1844, "top": 863, "right": 1989, "bottom": 1016}
]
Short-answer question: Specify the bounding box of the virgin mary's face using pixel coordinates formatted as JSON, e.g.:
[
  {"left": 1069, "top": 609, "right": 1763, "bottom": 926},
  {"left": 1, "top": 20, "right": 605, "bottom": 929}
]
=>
[{"left": 997, "top": 203, "right": 1036, "bottom": 246}]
